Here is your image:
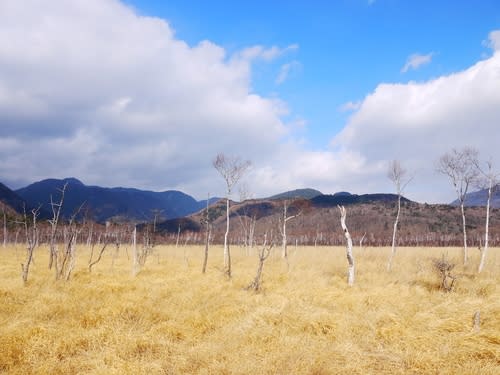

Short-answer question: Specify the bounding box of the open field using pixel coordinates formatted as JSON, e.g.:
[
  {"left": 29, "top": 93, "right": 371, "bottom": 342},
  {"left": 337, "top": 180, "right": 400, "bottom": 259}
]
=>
[{"left": 0, "top": 244, "right": 499, "bottom": 374}]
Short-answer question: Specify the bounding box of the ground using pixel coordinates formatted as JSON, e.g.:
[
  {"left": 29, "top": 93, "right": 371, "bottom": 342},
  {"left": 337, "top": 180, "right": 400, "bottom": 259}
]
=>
[{"left": 0, "top": 244, "right": 499, "bottom": 374}]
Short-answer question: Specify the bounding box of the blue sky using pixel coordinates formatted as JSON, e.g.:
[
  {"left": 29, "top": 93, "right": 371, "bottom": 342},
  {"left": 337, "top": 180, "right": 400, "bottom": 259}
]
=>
[
  {"left": 0, "top": 0, "right": 499, "bottom": 203},
  {"left": 127, "top": 0, "right": 500, "bottom": 148}
]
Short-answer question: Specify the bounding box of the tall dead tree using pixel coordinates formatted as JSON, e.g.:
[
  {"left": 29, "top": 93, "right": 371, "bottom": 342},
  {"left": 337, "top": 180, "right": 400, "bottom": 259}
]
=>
[
  {"left": 474, "top": 158, "right": 498, "bottom": 273},
  {"left": 201, "top": 193, "right": 212, "bottom": 274},
  {"left": 213, "top": 153, "right": 251, "bottom": 277},
  {"left": 49, "top": 183, "right": 67, "bottom": 272},
  {"left": 279, "top": 200, "right": 300, "bottom": 259},
  {"left": 56, "top": 204, "right": 84, "bottom": 280},
  {"left": 386, "top": 160, "right": 411, "bottom": 272},
  {"left": 437, "top": 147, "right": 479, "bottom": 265},
  {"left": 338, "top": 205, "right": 354, "bottom": 286},
  {"left": 1, "top": 202, "right": 7, "bottom": 247},
  {"left": 21, "top": 205, "right": 41, "bottom": 285}
]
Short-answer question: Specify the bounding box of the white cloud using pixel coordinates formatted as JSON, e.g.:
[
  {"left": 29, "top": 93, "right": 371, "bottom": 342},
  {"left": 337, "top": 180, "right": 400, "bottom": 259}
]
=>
[
  {"left": 275, "top": 60, "right": 301, "bottom": 85},
  {"left": 0, "top": 0, "right": 291, "bottom": 197},
  {"left": 331, "top": 45, "right": 500, "bottom": 202},
  {"left": 483, "top": 30, "right": 500, "bottom": 51},
  {"left": 401, "top": 52, "right": 434, "bottom": 73},
  {"left": 339, "top": 101, "right": 361, "bottom": 112}
]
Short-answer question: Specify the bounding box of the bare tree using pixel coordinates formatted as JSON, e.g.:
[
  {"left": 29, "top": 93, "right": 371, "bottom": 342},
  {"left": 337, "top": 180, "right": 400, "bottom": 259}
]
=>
[
  {"left": 338, "top": 205, "right": 354, "bottom": 286},
  {"left": 386, "top": 160, "right": 411, "bottom": 272},
  {"left": 201, "top": 193, "right": 212, "bottom": 274},
  {"left": 213, "top": 153, "right": 251, "bottom": 277},
  {"left": 437, "top": 147, "right": 479, "bottom": 265},
  {"left": 21, "top": 205, "right": 41, "bottom": 285},
  {"left": 279, "top": 200, "right": 300, "bottom": 259},
  {"left": 245, "top": 233, "right": 274, "bottom": 292},
  {"left": 473, "top": 158, "right": 498, "bottom": 273},
  {"left": 56, "top": 204, "right": 84, "bottom": 280},
  {"left": 1, "top": 202, "right": 7, "bottom": 247},
  {"left": 48, "top": 183, "right": 67, "bottom": 272}
]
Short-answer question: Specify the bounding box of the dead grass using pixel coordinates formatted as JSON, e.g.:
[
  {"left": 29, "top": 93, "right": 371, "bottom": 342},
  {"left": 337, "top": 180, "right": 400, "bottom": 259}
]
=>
[{"left": 0, "top": 244, "right": 498, "bottom": 374}]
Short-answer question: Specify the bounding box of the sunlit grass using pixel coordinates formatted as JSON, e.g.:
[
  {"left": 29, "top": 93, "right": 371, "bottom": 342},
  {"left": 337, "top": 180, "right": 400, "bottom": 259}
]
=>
[{"left": 0, "top": 244, "right": 498, "bottom": 374}]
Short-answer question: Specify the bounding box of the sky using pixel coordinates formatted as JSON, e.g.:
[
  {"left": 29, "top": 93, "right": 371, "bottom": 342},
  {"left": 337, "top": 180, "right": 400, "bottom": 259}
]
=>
[{"left": 0, "top": 0, "right": 499, "bottom": 203}]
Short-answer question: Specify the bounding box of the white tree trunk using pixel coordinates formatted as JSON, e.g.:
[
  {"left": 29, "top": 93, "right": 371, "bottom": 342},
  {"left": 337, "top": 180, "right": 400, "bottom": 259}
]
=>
[
  {"left": 224, "top": 197, "right": 230, "bottom": 268},
  {"left": 460, "top": 202, "right": 468, "bottom": 265},
  {"left": 387, "top": 194, "right": 401, "bottom": 272},
  {"left": 478, "top": 182, "right": 491, "bottom": 273},
  {"left": 338, "top": 205, "right": 354, "bottom": 286},
  {"left": 132, "top": 226, "right": 138, "bottom": 276}
]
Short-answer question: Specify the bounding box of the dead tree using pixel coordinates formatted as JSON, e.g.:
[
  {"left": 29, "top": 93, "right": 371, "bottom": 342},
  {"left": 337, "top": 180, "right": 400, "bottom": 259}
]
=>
[
  {"left": 88, "top": 235, "right": 110, "bottom": 272},
  {"left": 201, "top": 193, "right": 212, "bottom": 274},
  {"left": 56, "top": 204, "right": 84, "bottom": 281},
  {"left": 246, "top": 233, "right": 274, "bottom": 292},
  {"left": 437, "top": 147, "right": 479, "bottom": 265},
  {"left": 473, "top": 158, "right": 498, "bottom": 273},
  {"left": 279, "top": 200, "right": 300, "bottom": 259},
  {"left": 338, "top": 205, "right": 354, "bottom": 286},
  {"left": 48, "top": 183, "right": 67, "bottom": 271},
  {"left": 21, "top": 205, "right": 41, "bottom": 285},
  {"left": 1, "top": 202, "right": 7, "bottom": 247},
  {"left": 387, "top": 160, "right": 411, "bottom": 271},
  {"left": 213, "top": 153, "right": 251, "bottom": 277}
]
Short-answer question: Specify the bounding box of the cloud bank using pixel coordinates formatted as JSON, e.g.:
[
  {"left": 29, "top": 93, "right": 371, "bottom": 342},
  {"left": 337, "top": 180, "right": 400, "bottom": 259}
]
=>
[{"left": 0, "top": 0, "right": 499, "bottom": 204}]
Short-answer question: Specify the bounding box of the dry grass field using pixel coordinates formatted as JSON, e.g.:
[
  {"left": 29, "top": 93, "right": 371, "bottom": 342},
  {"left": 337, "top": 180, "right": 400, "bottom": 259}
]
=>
[{"left": 0, "top": 244, "right": 499, "bottom": 374}]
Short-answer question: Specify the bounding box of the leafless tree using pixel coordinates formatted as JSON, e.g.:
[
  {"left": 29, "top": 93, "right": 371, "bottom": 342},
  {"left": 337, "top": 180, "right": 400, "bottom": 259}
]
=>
[
  {"left": 56, "top": 203, "right": 84, "bottom": 281},
  {"left": 88, "top": 235, "right": 110, "bottom": 272},
  {"left": 48, "top": 183, "right": 67, "bottom": 272},
  {"left": 386, "top": 160, "right": 411, "bottom": 271},
  {"left": 21, "top": 205, "right": 41, "bottom": 285},
  {"left": 1, "top": 202, "right": 7, "bottom": 247},
  {"left": 213, "top": 153, "right": 251, "bottom": 277},
  {"left": 473, "top": 158, "right": 499, "bottom": 273},
  {"left": 279, "top": 200, "right": 300, "bottom": 259},
  {"left": 245, "top": 232, "right": 274, "bottom": 292},
  {"left": 437, "top": 147, "right": 479, "bottom": 265},
  {"left": 201, "top": 193, "right": 212, "bottom": 274},
  {"left": 338, "top": 205, "right": 354, "bottom": 286}
]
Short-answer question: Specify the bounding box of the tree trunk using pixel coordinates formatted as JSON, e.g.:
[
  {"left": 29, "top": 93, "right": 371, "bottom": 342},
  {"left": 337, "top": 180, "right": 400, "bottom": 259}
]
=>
[
  {"left": 478, "top": 182, "right": 491, "bottom": 273},
  {"left": 224, "top": 196, "right": 231, "bottom": 277},
  {"left": 2, "top": 207, "right": 6, "bottom": 248},
  {"left": 338, "top": 205, "right": 354, "bottom": 286},
  {"left": 460, "top": 202, "right": 468, "bottom": 265},
  {"left": 387, "top": 194, "right": 401, "bottom": 271}
]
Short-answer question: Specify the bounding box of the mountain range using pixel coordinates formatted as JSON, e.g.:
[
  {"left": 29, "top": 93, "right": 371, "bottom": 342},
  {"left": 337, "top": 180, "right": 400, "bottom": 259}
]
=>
[
  {"left": 13, "top": 178, "right": 217, "bottom": 223},
  {"left": 1, "top": 177, "right": 499, "bottom": 224}
]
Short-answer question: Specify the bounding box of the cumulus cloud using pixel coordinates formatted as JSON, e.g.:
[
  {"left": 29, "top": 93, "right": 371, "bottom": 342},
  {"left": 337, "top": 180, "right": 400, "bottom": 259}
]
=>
[
  {"left": 401, "top": 52, "right": 434, "bottom": 73},
  {"left": 483, "top": 30, "right": 500, "bottom": 51},
  {"left": 0, "top": 0, "right": 291, "bottom": 197},
  {"left": 332, "top": 45, "right": 500, "bottom": 202},
  {"left": 1, "top": 1, "right": 499, "bottom": 204}
]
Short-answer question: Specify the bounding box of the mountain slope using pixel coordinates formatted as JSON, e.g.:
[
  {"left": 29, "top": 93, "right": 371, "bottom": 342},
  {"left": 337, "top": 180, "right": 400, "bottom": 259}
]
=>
[
  {"left": 16, "top": 178, "right": 212, "bottom": 223},
  {"left": 268, "top": 188, "right": 322, "bottom": 200},
  {"left": 451, "top": 185, "right": 500, "bottom": 208},
  {"left": 0, "top": 182, "right": 26, "bottom": 213}
]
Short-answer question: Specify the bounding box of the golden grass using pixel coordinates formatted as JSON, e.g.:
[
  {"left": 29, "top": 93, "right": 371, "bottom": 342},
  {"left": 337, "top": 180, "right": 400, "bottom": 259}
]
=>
[{"left": 0, "top": 244, "right": 499, "bottom": 374}]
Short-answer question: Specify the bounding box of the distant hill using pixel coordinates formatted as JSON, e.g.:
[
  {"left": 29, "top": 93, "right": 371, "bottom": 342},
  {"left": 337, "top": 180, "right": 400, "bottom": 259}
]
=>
[
  {"left": 451, "top": 185, "right": 500, "bottom": 208},
  {"left": 0, "top": 182, "right": 26, "bottom": 213},
  {"left": 268, "top": 188, "right": 323, "bottom": 200},
  {"left": 16, "top": 178, "right": 217, "bottom": 223},
  {"left": 311, "top": 192, "right": 411, "bottom": 207}
]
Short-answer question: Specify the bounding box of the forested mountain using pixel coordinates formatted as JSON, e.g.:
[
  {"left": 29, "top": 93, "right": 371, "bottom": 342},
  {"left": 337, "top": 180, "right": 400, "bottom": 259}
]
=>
[{"left": 15, "top": 178, "right": 217, "bottom": 223}]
